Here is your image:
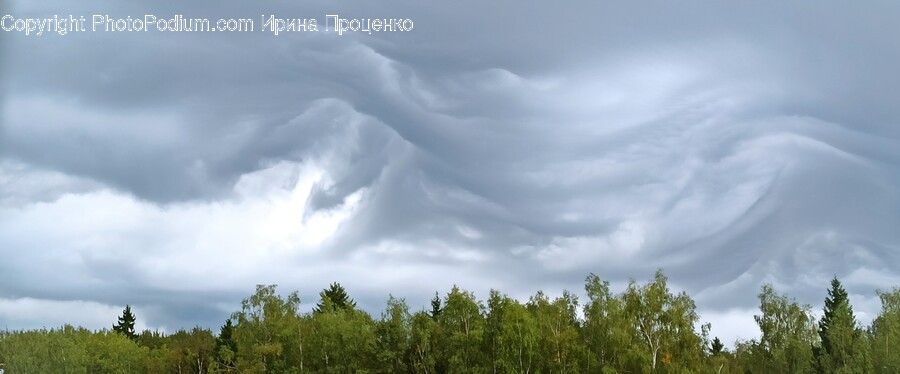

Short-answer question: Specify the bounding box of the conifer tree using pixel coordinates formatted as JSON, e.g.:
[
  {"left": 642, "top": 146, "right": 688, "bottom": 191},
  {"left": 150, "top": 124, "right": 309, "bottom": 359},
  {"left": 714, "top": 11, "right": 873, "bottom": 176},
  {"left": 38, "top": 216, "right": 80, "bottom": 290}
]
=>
[
  {"left": 820, "top": 277, "right": 853, "bottom": 354},
  {"left": 711, "top": 337, "right": 725, "bottom": 356},
  {"left": 314, "top": 282, "right": 356, "bottom": 313},
  {"left": 818, "top": 277, "right": 868, "bottom": 372},
  {"left": 112, "top": 305, "right": 137, "bottom": 341},
  {"left": 430, "top": 292, "right": 442, "bottom": 320},
  {"left": 215, "top": 319, "right": 238, "bottom": 369}
]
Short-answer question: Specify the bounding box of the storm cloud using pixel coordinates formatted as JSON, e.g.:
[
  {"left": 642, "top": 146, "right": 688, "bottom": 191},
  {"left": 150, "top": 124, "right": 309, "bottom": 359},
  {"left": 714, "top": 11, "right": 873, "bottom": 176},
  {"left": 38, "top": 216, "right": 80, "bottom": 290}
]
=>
[{"left": 3, "top": 0, "right": 900, "bottom": 343}]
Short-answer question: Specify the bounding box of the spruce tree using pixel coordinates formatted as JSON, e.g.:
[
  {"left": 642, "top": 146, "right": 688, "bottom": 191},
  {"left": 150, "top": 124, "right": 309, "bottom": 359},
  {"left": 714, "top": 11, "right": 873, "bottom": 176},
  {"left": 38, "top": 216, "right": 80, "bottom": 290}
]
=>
[
  {"left": 314, "top": 282, "right": 356, "bottom": 313},
  {"left": 711, "top": 337, "right": 725, "bottom": 356},
  {"left": 430, "top": 292, "right": 442, "bottom": 320},
  {"left": 819, "top": 277, "right": 853, "bottom": 355},
  {"left": 112, "top": 305, "right": 137, "bottom": 340},
  {"left": 818, "top": 277, "right": 866, "bottom": 372},
  {"left": 215, "top": 319, "right": 238, "bottom": 369}
]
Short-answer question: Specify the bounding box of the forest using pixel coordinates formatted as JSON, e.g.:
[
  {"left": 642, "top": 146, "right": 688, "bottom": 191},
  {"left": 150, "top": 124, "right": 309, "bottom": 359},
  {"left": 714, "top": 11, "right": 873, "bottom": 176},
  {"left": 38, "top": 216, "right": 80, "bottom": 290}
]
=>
[{"left": 1, "top": 270, "right": 899, "bottom": 373}]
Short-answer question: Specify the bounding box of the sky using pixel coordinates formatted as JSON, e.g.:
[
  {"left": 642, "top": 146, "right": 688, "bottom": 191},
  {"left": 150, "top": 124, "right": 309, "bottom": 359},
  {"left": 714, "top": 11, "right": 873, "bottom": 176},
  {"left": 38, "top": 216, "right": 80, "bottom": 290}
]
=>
[{"left": 2, "top": 0, "right": 900, "bottom": 345}]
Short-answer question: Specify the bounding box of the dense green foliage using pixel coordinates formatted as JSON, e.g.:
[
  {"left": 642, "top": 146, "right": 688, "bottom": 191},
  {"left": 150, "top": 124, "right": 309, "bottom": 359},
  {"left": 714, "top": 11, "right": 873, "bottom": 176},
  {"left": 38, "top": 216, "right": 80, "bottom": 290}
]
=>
[{"left": 1, "top": 272, "right": 897, "bottom": 373}]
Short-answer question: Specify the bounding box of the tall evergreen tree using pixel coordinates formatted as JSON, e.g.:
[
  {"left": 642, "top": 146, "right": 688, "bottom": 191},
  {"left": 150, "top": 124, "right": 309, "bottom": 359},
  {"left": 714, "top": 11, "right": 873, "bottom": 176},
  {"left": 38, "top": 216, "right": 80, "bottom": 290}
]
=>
[
  {"left": 215, "top": 319, "right": 238, "bottom": 370},
  {"left": 430, "top": 292, "right": 443, "bottom": 321},
  {"left": 819, "top": 277, "right": 853, "bottom": 355},
  {"left": 112, "top": 305, "right": 137, "bottom": 341},
  {"left": 315, "top": 282, "right": 356, "bottom": 313},
  {"left": 216, "top": 319, "right": 237, "bottom": 352},
  {"left": 817, "top": 277, "right": 869, "bottom": 372},
  {"left": 710, "top": 337, "right": 725, "bottom": 356}
]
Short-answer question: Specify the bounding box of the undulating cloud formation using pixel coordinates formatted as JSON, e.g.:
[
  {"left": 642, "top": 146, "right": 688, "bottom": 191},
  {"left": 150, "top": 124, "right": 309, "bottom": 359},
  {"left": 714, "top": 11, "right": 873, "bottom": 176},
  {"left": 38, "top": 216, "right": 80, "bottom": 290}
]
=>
[{"left": 3, "top": 0, "right": 900, "bottom": 344}]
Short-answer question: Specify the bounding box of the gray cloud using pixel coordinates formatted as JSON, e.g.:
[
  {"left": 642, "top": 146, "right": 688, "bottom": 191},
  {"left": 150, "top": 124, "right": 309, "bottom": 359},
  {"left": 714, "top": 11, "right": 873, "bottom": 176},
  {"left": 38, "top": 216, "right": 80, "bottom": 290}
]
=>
[{"left": 3, "top": 0, "right": 900, "bottom": 343}]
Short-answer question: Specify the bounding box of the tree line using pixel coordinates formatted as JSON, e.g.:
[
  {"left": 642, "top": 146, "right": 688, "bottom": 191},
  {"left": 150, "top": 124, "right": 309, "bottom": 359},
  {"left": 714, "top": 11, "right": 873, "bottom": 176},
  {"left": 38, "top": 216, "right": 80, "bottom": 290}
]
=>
[{"left": 1, "top": 270, "right": 899, "bottom": 373}]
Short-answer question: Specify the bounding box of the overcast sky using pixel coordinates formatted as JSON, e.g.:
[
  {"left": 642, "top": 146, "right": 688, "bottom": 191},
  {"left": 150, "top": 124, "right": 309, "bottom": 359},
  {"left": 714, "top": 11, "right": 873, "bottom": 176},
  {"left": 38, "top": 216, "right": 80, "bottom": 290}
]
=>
[{"left": 3, "top": 0, "right": 900, "bottom": 344}]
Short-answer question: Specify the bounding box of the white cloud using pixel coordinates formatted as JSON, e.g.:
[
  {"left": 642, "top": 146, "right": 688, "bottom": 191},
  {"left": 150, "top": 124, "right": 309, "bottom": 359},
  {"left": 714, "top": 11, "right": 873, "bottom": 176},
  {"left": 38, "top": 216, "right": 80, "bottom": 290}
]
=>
[
  {"left": 0, "top": 298, "right": 147, "bottom": 332},
  {"left": 700, "top": 308, "right": 761, "bottom": 348},
  {"left": 0, "top": 160, "right": 364, "bottom": 304}
]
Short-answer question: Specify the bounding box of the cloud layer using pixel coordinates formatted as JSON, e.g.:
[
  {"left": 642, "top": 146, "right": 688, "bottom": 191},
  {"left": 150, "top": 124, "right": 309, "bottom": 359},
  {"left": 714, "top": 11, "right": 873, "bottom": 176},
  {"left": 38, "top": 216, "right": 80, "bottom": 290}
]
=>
[{"left": 3, "top": 0, "right": 900, "bottom": 343}]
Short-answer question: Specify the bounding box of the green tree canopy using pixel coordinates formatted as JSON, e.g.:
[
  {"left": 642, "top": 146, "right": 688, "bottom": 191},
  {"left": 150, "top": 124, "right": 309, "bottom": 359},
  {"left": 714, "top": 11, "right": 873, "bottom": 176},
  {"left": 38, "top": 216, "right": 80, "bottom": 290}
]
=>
[
  {"left": 623, "top": 270, "right": 703, "bottom": 372},
  {"left": 231, "top": 284, "right": 302, "bottom": 373},
  {"left": 871, "top": 287, "right": 900, "bottom": 373},
  {"left": 376, "top": 295, "right": 412, "bottom": 373},
  {"left": 751, "top": 284, "right": 817, "bottom": 374},
  {"left": 440, "top": 286, "right": 485, "bottom": 373},
  {"left": 4, "top": 270, "right": 898, "bottom": 374}
]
